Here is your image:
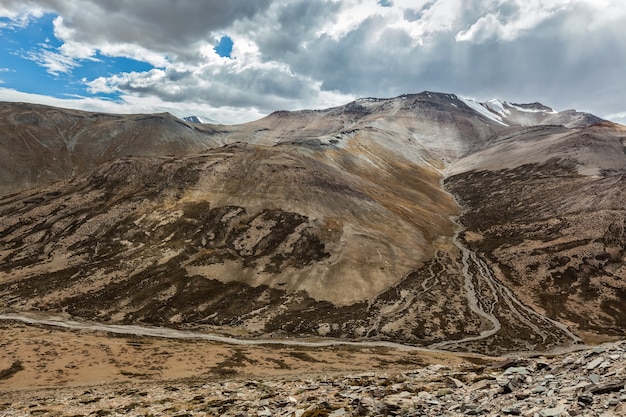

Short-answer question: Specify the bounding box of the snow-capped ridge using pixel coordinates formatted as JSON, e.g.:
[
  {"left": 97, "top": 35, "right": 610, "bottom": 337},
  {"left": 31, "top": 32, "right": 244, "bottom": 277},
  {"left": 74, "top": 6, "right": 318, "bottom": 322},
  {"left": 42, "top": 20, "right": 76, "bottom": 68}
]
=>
[
  {"left": 484, "top": 99, "right": 511, "bottom": 117},
  {"left": 182, "top": 115, "right": 220, "bottom": 124},
  {"left": 183, "top": 116, "right": 204, "bottom": 124},
  {"left": 509, "top": 102, "right": 556, "bottom": 114},
  {"left": 459, "top": 97, "right": 509, "bottom": 126},
  {"left": 455, "top": 96, "right": 602, "bottom": 128}
]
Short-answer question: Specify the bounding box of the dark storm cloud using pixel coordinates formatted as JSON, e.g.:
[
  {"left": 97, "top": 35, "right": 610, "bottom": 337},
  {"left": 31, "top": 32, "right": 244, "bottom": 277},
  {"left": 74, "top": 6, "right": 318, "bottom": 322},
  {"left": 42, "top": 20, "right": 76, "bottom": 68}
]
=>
[
  {"left": 283, "top": 14, "right": 416, "bottom": 96},
  {"left": 75, "top": 1, "right": 271, "bottom": 57},
  {"left": 235, "top": 0, "right": 342, "bottom": 61},
  {"left": 3, "top": 0, "right": 271, "bottom": 53}
]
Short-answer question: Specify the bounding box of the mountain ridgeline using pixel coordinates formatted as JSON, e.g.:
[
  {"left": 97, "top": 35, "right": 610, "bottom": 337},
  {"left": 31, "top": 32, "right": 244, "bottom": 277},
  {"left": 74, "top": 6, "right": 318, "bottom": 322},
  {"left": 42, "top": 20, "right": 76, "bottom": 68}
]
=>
[{"left": 1, "top": 92, "right": 625, "bottom": 354}]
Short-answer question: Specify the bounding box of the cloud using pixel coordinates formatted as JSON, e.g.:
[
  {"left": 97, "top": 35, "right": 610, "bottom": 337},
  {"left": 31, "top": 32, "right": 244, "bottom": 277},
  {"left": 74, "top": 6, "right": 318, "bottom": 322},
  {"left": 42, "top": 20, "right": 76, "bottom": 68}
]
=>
[
  {"left": 10, "top": 0, "right": 271, "bottom": 50},
  {"left": 0, "top": 2, "right": 45, "bottom": 29},
  {"left": 606, "top": 112, "right": 626, "bottom": 126},
  {"left": 1, "top": 1, "right": 273, "bottom": 64},
  {"left": 0, "top": 86, "right": 267, "bottom": 124},
  {"left": 455, "top": 1, "right": 568, "bottom": 43},
  {"left": 22, "top": 47, "right": 81, "bottom": 75},
  {"left": 0, "top": 0, "right": 625, "bottom": 124},
  {"left": 85, "top": 58, "right": 355, "bottom": 115},
  {"left": 245, "top": 0, "right": 626, "bottom": 119}
]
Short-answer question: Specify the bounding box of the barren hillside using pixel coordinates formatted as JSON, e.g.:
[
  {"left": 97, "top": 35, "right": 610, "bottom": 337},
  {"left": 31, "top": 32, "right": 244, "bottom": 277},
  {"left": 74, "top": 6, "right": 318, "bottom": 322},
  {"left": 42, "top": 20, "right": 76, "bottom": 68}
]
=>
[{"left": 1, "top": 92, "right": 625, "bottom": 356}]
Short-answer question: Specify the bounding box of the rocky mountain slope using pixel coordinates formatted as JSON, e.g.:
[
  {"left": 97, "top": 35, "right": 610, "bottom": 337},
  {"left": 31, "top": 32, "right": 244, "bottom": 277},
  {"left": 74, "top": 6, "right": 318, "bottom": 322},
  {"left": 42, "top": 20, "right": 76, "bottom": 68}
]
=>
[
  {"left": 0, "top": 92, "right": 625, "bottom": 355},
  {"left": 446, "top": 123, "right": 626, "bottom": 348},
  {"left": 0, "top": 102, "right": 225, "bottom": 196}
]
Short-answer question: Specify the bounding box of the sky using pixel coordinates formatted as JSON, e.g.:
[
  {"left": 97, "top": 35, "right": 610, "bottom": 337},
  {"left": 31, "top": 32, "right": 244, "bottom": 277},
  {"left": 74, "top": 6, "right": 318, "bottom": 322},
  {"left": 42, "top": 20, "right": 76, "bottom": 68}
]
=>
[{"left": 0, "top": 0, "right": 625, "bottom": 125}]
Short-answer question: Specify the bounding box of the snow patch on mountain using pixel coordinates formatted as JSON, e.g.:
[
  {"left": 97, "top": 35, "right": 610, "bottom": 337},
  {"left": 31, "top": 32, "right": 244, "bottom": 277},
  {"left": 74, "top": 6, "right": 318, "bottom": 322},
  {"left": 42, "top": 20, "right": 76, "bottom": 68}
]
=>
[
  {"left": 459, "top": 97, "right": 509, "bottom": 126},
  {"left": 484, "top": 99, "right": 510, "bottom": 117},
  {"left": 509, "top": 102, "right": 557, "bottom": 114},
  {"left": 183, "top": 116, "right": 204, "bottom": 124}
]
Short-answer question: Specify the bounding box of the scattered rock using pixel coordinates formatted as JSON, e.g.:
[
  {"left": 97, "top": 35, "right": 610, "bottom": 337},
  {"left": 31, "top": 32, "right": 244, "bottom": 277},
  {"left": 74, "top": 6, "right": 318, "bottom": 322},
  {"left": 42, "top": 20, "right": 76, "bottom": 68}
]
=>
[
  {"left": 585, "top": 380, "right": 626, "bottom": 395},
  {"left": 501, "top": 404, "right": 523, "bottom": 415},
  {"left": 539, "top": 405, "right": 568, "bottom": 417},
  {"left": 586, "top": 357, "right": 605, "bottom": 370},
  {"left": 504, "top": 366, "right": 530, "bottom": 376},
  {"left": 578, "top": 393, "right": 594, "bottom": 405},
  {"left": 328, "top": 408, "right": 346, "bottom": 417},
  {"left": 2, "top": 341, "right": 626, "bottom": 417}
]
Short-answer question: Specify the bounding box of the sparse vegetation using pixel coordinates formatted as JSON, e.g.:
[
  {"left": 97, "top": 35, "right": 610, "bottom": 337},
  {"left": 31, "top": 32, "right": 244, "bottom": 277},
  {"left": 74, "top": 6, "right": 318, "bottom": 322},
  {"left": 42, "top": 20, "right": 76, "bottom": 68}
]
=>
[{"left": 0, "top": 360, "right": 23, "bottom": 380}]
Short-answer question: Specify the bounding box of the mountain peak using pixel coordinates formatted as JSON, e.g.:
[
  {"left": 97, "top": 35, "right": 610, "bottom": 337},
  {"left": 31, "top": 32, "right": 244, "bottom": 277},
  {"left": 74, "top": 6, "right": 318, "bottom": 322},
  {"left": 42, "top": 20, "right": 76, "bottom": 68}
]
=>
[
  {"left": 182, "top": 115, "right": 220, "bottom": 124},
  {"left": 510, "top": 101, "right": 556, "bottom": 113},
  {"left": 182, "top": 115, "right": 203, "bottom": 124}
]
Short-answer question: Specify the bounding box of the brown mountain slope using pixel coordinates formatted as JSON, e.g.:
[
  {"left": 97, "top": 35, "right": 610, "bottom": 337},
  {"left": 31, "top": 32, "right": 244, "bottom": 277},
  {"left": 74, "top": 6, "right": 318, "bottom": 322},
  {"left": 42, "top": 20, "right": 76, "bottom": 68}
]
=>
[
  {"left": 0, "top": 93, "right": 624, "bottom": 354},
  {"left": 0, "top": 102, "right": 223, "bottom": 195},
  {"left": 0, "top": 142, "right": 481, "bottom": 347},
  {"left": 446, "top": 123, "right": 626, "bottom": 346}
]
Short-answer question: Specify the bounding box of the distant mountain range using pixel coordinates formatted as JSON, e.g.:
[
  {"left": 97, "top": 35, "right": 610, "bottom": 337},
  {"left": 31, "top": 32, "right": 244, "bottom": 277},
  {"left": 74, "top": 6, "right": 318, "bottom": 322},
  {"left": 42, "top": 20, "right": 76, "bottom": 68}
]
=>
[{"left": 0, "top": 92, "right": 624, "bottom": 354}]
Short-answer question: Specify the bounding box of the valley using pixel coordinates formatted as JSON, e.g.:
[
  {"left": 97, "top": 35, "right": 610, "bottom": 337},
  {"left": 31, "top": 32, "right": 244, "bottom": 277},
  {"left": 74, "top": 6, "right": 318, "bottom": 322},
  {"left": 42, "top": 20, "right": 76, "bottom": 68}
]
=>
[{"left": 0, "top": 92, "right": 625, "bottom": 414}]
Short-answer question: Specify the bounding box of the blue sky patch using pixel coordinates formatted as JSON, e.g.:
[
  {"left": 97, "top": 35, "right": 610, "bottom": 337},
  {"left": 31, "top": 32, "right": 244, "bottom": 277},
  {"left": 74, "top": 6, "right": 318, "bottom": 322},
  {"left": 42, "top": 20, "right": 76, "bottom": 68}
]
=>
[
  {"left": 74, "top": 54, "right": 153, "bottom": 84},
  {"left": 214, "top": 35, "right": 234, "bottom": 58},
  {"left": 0, "top": 12, "right": 154, "bottom": 100},
  {"left": 0, "top": 13, "right": 65, "bottom": 96}
]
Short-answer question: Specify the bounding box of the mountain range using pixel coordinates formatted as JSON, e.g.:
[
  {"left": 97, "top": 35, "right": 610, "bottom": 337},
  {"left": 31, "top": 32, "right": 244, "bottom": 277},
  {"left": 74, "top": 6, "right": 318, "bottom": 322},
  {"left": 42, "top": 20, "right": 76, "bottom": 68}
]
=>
[{"left": 1, "top": 92, "right": 624, "bottom": 355}]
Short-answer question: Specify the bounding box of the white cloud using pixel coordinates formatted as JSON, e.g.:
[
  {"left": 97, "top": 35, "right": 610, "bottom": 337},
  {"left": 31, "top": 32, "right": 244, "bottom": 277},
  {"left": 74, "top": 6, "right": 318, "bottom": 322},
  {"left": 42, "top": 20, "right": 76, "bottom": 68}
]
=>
[
  {"left": 0, "top": 3, "right": 45, "bottom": 28},
  {"left": 87, "top": 69, "right": 167, "bottom": 95},
  {"left": 22, "top": 48, "right": 80, "bottom": 75},
  {"left": 0, "top": 86, "right": 266, "bottom": 124},
  {"left": 84, "top": 53, "right": 355, "bottom": 117},
  {"left": 314, "top": 0, "right": 380, "bottom": 41},
  {"left": 0, "top": 68, "right": 12, "bottom": 84},
  {"left": 455, "top": 1, "right": 570, "bottom": 43},
  {"left": 605, "top": 111, "right": 626, "bottom": 126},
  {"left": 405, "top": 0, "right": 463, "bottom": 44},
  {"left": 98, "top": 43, "right": 170, "bottom": 68}
]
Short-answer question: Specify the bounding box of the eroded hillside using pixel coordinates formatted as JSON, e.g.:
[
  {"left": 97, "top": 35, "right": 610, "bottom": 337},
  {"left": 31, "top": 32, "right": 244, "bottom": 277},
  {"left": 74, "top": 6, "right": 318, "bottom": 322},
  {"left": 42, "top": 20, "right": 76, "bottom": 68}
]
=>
[
  {"left": 0, "top": 102, "right": 223, "bottom": 195},
  {"left": 446, "top": 124, "right": 626, "bottom": 345},
  {"left": 1, "top": 93, "right": 625, "bottom": 354}
]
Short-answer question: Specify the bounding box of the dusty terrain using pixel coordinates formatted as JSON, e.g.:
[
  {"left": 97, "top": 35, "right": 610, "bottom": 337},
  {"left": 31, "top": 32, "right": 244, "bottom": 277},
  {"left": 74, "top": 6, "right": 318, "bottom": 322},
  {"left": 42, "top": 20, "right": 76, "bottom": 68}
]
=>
[
  {"left": 446, "top": 123, "right": 626, "bottom": 344},
  {"left": 1, "top": 320, "right": 474, "bottom": 391},
  {"left": 1, "top": 93, "right": 626, "bottom": 417},
  {"left": 1, "top": 93, "right": 625, "bottom": 356},
  {"left": 1, "top": 322, "right": 625, "bottom": 416},
  {"left": 0, "top": 320, "right": 489, "bottom": 416}
]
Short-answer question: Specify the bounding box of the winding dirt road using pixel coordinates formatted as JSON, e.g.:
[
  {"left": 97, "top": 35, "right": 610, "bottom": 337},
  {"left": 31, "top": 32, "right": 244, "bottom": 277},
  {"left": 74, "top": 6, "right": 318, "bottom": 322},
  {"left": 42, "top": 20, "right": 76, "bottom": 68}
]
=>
[{"left": 0, "top": 311, "right": 452, "bottom": 353}]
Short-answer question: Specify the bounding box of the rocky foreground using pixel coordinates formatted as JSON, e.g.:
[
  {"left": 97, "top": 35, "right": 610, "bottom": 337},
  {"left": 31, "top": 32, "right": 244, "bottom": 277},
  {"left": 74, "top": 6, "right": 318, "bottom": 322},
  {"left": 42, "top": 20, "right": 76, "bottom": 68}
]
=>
[{"left": 1, "top": 341, "right": 625, "bottom": 417}]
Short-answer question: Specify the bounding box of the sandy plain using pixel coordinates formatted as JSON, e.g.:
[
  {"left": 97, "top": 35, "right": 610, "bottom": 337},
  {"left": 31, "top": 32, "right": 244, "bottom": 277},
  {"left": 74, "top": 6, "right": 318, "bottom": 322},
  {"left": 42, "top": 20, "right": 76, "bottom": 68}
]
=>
[{"left": 0, "top": 320, "right": 490, "bottom": 390}]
